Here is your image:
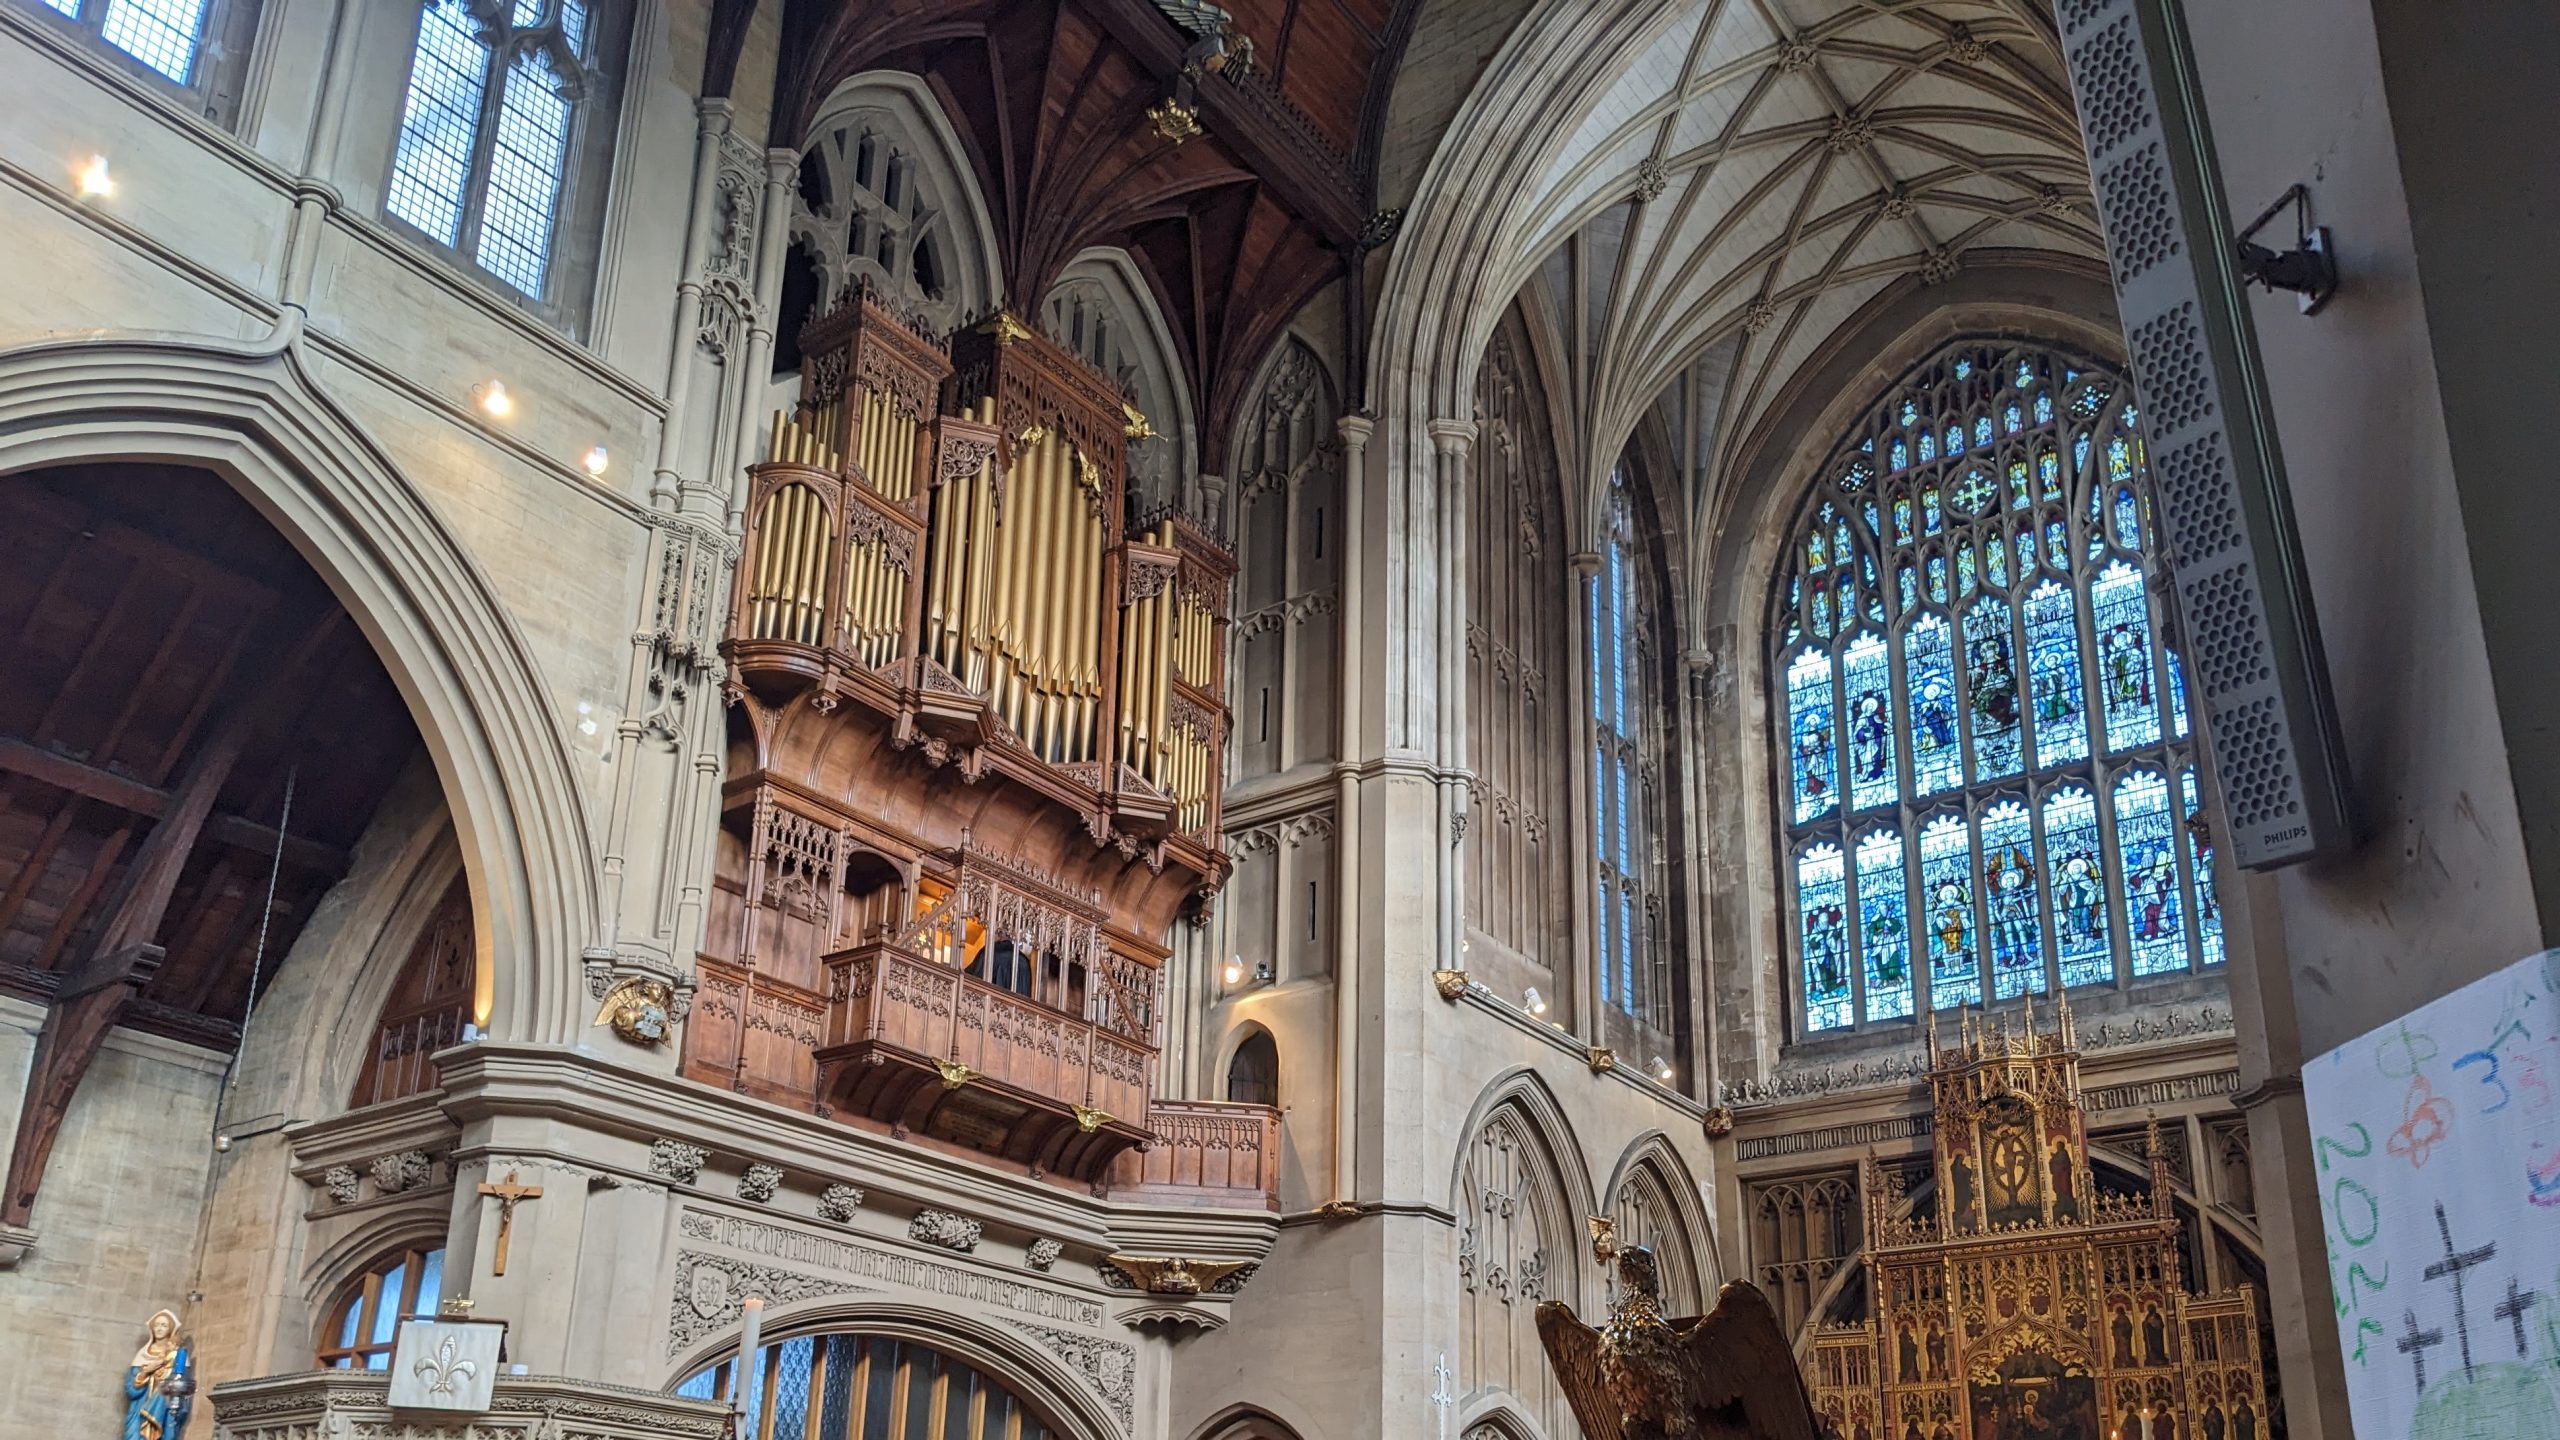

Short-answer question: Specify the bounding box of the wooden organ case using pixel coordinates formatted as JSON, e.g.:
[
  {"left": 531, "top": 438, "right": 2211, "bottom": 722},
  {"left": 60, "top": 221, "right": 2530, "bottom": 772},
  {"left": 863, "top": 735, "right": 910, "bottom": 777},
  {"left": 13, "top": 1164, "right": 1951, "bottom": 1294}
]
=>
[
  {"left": 695, "top": 282, "right": 1269, "bottom": 1205},
  {"left": 1802, "top": 1008, "right": 2268, "bottom": 1440}
]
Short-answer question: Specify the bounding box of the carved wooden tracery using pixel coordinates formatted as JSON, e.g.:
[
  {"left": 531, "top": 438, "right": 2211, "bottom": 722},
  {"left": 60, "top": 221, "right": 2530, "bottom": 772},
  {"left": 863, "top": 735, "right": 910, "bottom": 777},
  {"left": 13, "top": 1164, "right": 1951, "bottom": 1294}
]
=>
[{"left": 1457, "top": 1109, "right": 1574, "bottom": 1435}]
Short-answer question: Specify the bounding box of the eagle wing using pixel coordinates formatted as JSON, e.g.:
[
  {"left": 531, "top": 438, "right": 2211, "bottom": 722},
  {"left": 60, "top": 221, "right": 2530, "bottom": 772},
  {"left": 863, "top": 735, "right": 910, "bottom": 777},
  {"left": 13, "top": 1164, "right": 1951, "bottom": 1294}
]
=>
[
  {"left": 1673, "top": 1281, "right": 1823, "bottom": 1440},
  {"left": 1534, "top": 1299, "right": 1626, "bottom": 1440}
]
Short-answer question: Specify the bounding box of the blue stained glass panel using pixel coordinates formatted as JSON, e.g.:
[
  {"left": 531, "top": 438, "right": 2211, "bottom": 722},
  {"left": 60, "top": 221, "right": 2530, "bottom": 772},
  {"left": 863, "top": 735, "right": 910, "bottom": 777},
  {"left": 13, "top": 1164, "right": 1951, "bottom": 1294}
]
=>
[
  {"left": 2167, "top": 645, "right": 2190, "bottom": 738},
  {"left": 2091, "top": 562, "right": 2160, "bottom": 750},
  {"left": 1947, "top": 423, "right": 1965, "bottom": 454},
  {"left": 1786, "top": 647, "right": 1839, "bottom": 822},
  {"left": 1898, "top": 561, "right": 1917, "bottom": 612},
  {"left": 1919, "top": 432, "right": 1937, "bottom": 463},
  {"left": 2005, "top": 403, "right": 2023, "bottom": 435},
  {"left": 2183, "top": 769, "right": 2225, "bottom": 966},
  {"left": 1894, "top": 496, "right": 1914, "bottom": 543},
  {"left": 2045, "top": 519, "right": 2068, "bottom": 569},
  {"left": 2035, "top": 392, "right": 2054, "bottom": 424},
  {"left": 768, "top": 1336, "right": 814, "bottom": 1440},
  {"left": 2008, "top": 460, "right": 2031, "bottom": 509},
  {"left": 2114, "top": 771, "right": 2186, "bottom": 976},
  {"left": 1986, "top": 534, "right": 2009, "bottom": 588},
  {"left": 2025, "top": 579, "right": 2088, "bottom": 767},
  {"left": 1919, "top": 814, "right": 1980, "bottom": 1008},
  {"left": 1844, "top": 632, "right": 1897, "bottom": 811},
  {"left": 1952, "top": 467, "right": 1996, "bottom": 514},
  {"left": 1962, "top": 598, "right": 2023, "bottom": 780},
  {"left": 1905, "top": 614, "right": 1962, "bottom": 798},
  {"left": 2044, "top": 787, "right": 2110, "bottom": 986},
  {"left": 2038, "top": 449, "right": 2062, "bottom": 500},
  {"left": 1799, "top": 843, "right": 1854, "bottom": 1031},
  {"left": 1891, "top": 439, "right": 1909, "bottom": 472},
  {"left": 1856, "top": 830, "right": 1914, "bottom": 1020},
  {"left": 1982, "top": 800, "right": 2046, "bottom": 998},
  {"left": 2114, "top": 485, "right": 2141, "bottom": 550},
  {"left": 1811, "top": 581, "right": 1832, "bottom": 637},
  {"left": 1957, "top": 546, "right": 1976, "bottom": 597},
  {"left": 1927, "top": 555, "right": 1948, "bottom": 603},
  {"left": 1975, "top": 415, "right": 1993, "bottom": 447}
]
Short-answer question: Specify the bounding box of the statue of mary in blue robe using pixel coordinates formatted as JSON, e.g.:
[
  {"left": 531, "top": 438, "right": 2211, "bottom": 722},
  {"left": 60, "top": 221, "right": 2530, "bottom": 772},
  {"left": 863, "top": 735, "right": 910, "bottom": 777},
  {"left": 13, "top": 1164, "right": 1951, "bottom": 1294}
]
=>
[{"left": 123, "top": 1308, "right": 183, "bottom": 1440}]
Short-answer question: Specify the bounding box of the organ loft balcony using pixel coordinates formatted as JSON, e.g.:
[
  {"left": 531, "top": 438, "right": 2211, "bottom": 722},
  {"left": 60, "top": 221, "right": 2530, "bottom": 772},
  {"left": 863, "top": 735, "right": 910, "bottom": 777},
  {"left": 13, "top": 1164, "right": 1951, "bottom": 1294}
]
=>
[{"left": 693, "top": 283, "right": 1269, "bottom": 1209}]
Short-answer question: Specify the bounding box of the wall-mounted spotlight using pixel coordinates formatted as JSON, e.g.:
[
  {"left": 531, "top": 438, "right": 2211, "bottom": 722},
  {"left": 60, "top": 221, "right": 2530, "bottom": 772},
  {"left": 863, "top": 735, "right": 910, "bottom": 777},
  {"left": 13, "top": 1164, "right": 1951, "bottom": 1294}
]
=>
[
  {"left": 1223, "top": 955, "right": 1274, "bottom": 989},
  {"left": 477, "top": 380, "right": 514, "bottom": 418},
  {"left": 75, "top": 154, "right": 114, "bottom": 199},
  {"left": 583, "top": 445, "right": 610, "bottom": 477},
  {"left": 1523, "top": 986, "right": 1547, "bottom": 1017},
  {"left": 2234, "top": 183, "right": 2337, "bottom": 315},
  {"left": 1651, "top": 1054, "right": 1675, "bottom": 1083}
]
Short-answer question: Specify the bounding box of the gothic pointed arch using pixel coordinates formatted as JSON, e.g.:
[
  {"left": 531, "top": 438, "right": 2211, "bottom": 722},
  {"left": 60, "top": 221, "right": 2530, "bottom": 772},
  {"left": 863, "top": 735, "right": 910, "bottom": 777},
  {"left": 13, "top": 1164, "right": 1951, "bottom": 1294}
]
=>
[
  {"left": 1465, "top": 309, "right": 1574, "bottom": 1011},
  {"left": 1451, "top": 1070, "right": 1589, "bottom": 1438},
  {"left": 783, "top": 71, "right": 1002, "bottom": 347},
  {"left": 1601, "top": 1133, "right": 1715, "bottom": 1316},
  {"left": 0, "top": 333, "right": 601, "bottom": 1046},
  {"left": 1043, "top": 248, "right": 1197, "bottom": 517},
  {"left": 1188, "top": 1403, "right": 1310, "bottom": 1440},
  {"left": 1226, "top": 332, "right": 1342, "bottom": 784}
]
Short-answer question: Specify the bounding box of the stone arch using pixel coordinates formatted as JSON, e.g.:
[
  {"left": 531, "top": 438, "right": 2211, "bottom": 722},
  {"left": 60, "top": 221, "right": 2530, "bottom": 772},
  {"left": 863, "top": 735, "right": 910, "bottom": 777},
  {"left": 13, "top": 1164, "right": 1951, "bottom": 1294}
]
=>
[
  {"left": 1188, "top": 1402, "right": 1313, "bottom": 1440},
  {"left": 789, "top": 70, "right": 1004, "bottom": 335},
  {"left": 1600, "top": 1131, "right": 1716, "bottom": 1314},
  {"left": 1450, "top": 1069, "right": 1589, "bottom": 1435},
  {"left": 665, "top": 1298, "right": 1124, "bottom": 1440},
  {"left": 1687, "top": 260, "right": 2127, "bottom": 1083},
  {"left": 1043, "top": 247, "right": 1197, "bottom": 515},
  {"left": 1454, "top": 1403, "right": 1550, "bottom": 1440},
  {"left": 0, "top": 332, "right": 601, "bottom": 1046}
]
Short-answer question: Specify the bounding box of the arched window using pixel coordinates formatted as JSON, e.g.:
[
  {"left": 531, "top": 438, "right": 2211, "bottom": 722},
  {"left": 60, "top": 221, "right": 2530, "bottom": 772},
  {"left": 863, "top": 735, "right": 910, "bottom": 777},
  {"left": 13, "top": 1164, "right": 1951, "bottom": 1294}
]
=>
[
  {"left": 1226, "top": 1029, "right": 1279, "bottom": 1107},
  {"left": 386, "top": 0, "right": 625, "bottom": 318},
  {"left": 676, "top": 1332, "right": 1072, "bottom": 1440},
  {"left": 780, "top": 79, "right": 997, "bottom": 349},
  {"left": 1771, "top": 342, "right": 2223, "bottom": 1035},
  {"left": 1042, "top": 252, "right": 1196, "bottom": 519},
  {"left": 317, "top": 1243, "right": 448, "bottom": 1368},
  {"left": 1589, "top": 470, "right": 1672, "bottom": 1034}
]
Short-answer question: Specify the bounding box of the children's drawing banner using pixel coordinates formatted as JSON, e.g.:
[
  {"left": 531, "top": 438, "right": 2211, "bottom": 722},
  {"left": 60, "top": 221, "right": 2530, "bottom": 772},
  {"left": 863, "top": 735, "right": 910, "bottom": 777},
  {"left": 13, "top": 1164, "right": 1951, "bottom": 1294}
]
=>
[{"left": 2304, "top": 948, "right": 2560, "bottom": 1439}]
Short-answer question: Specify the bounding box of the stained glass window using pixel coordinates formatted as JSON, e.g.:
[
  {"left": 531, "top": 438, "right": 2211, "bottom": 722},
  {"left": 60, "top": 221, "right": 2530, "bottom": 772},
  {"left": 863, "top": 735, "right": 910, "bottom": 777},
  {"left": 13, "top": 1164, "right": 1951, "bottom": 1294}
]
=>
[
  {"left": 1772, "top": 343, "right": 2217, "bottom": 1031},
  {"left": 1856, "top": 830, "right": 1913, "bottom": 1020},
  {"left": 387, "top": 0, "right": 613, "bottom": 304},
  {"left": 1918, "top": 814, "right": 1980, "bottom": 1009},
  {"left": 1843, "top": 632, "right": 1897, "bottom": 811},
  {"left": 1799, "top": 843, "right": 1853, "bottom": 1031}
]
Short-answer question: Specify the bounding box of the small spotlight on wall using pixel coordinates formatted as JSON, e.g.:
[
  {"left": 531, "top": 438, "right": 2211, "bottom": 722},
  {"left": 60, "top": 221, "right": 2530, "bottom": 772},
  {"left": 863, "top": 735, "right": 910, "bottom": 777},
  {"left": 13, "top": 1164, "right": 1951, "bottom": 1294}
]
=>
[
  {"left": 1523, "top": 986, "right": 1547, "bottom": 1016},
  {"left": 1223, "top": 955, "right": 1246, "bottom": 986},
  {"left": 477, "top": 380, "right": 513, "bottom": 418},
  {"left": 583, "top": 445, "right": 610, "bottom": 477},
  {"left": 1651, "top": 1054, "right": 1675, "bottom": 1083},
  {"left": 76, "top": 154, "right": 113, "bottom": 199}
]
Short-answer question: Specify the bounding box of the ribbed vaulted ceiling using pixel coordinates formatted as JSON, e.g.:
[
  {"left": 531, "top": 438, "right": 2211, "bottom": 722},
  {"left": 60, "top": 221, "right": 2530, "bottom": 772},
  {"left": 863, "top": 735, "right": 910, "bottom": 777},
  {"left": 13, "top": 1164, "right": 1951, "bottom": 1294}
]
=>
[{"left": 1512, "top": 0, "right": 2102, "bottom": 479}]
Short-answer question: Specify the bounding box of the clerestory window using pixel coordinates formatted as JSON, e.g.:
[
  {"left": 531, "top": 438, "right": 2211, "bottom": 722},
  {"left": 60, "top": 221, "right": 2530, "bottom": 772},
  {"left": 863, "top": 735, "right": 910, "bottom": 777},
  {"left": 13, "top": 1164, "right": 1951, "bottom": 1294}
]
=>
[
  {"left": 1772, "top": 342, "right": 2224, "bottom": 1035},
  {"left": 1590, "top": 469, "right": 1672, "bottom": 1035},
  {"left": 385, "top": 0, "right": 620, "bottom": 319},
  {"left": 21, "top": 0, "right": 256, "bottom": 121}
]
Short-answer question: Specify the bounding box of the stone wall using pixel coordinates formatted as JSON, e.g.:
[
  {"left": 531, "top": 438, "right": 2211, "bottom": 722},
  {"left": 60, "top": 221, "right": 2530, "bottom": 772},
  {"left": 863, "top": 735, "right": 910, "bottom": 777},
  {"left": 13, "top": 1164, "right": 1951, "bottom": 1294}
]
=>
[{"left": 0, "top": 997, "right": 227, "bottom": 1440}]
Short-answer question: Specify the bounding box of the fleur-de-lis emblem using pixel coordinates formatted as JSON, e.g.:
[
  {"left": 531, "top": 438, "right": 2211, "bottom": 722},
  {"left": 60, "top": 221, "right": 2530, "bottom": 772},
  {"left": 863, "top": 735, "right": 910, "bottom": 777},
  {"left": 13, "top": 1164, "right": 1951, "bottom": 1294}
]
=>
[{"left": 415, "top": 1333, "right": 479, "bottom": 1398}]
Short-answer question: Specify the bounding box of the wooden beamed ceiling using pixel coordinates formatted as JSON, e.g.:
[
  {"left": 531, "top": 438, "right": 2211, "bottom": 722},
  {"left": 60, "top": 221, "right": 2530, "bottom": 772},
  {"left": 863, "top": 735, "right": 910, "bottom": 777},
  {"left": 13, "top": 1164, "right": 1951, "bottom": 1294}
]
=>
[
  {"left": 0, "top": 466, "right": 421, "bottom": 1047},
  {"left": 744, "top": 0, "right": 1420, "bottom": 461}
]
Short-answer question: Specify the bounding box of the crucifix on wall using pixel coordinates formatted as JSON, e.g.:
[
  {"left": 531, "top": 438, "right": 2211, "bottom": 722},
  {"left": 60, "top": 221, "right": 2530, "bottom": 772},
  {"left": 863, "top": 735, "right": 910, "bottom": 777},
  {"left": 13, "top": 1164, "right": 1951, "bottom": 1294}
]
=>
[{"left": 475, "top": 1170, "right": 542, "bottom": 1276}]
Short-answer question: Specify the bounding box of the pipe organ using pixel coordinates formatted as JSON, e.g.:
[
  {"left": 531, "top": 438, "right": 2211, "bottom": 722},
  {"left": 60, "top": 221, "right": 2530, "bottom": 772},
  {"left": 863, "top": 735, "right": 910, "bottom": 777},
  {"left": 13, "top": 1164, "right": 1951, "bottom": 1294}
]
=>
[
  {"left": 731, "top": 285, "right": 1234, "bottom": 842},
  {"left": 706, "top": 282, "right": 1250, "bottom": 1192}
]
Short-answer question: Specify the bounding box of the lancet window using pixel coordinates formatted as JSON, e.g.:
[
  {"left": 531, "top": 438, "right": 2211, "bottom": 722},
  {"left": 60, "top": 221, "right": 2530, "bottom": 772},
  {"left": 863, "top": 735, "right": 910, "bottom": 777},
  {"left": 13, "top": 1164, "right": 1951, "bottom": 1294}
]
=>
[
  {"left": 387, "top": 0, "right": 620, "bottom": 312},
  {"left": 1590, "top": 470, "right": 1673, "bottom": 1036},
  {"left": 1770, "top": 342, "right": 2223, "bottom": 1035}
]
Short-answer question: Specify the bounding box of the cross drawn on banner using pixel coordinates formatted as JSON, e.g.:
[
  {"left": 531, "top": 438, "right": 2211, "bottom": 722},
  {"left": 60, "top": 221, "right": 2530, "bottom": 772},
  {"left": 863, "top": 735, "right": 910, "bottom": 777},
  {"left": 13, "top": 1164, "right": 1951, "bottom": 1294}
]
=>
[{"left": 476, "top": 1170, "right": 543, "bottom": 1276}]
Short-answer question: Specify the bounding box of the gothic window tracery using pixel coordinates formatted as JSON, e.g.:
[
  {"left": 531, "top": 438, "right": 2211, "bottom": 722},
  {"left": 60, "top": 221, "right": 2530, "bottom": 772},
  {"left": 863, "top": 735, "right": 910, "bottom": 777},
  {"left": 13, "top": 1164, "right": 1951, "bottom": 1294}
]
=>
[
  {"left": 1459, "top": 1110, "right": 1573, "bottom": 1433},
  {"left": 1748, "top": 1171, "right": 1862, "bottom": 1336},
  {"left": 1612, "top": 1158, "right": 1704, "bottom": 1315},
  {"left": 1466, "top": 323, "right": 1573, "bottom": 994},
  {"left": 1043, "top": 253, "right": 1194, "bottom": 518},
  {"left": 28, "top": 0, "right": 251, "bottom": 111},
  {"left": 1771, "top": 343, "right": 2223, "bottom": 1034},
  {"left": 779, "top": 85, "right": 994, "bottom": 348},
  {"left": 386, "top": 0, "right": 623, "bottom": 316}
]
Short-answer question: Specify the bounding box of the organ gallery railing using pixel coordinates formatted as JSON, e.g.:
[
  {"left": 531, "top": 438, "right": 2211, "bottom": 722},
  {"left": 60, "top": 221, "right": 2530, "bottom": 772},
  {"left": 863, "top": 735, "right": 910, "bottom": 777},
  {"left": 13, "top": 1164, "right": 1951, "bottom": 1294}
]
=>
[{"left": 729, "top": 285, "right": 1235, "bottom": 845}]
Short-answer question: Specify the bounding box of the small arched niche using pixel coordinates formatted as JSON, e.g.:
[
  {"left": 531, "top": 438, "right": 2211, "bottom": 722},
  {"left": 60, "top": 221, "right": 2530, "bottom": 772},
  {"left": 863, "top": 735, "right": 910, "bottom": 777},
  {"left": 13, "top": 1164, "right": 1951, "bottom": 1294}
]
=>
[{"left": 1225, "top": 1026, "right": 1279, "bottom": 1107}]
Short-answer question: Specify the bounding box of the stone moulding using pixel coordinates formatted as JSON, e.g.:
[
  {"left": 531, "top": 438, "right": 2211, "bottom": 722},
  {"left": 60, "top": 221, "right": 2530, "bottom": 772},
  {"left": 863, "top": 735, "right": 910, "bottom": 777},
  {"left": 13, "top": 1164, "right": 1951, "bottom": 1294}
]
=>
[{"left": 208, "top": 1371, "right": 729, "bottom": 1439}]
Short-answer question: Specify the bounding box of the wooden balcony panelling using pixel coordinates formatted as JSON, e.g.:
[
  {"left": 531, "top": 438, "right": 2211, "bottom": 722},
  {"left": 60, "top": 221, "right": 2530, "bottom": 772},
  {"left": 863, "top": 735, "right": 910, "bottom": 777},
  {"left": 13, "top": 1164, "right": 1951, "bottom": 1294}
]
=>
[
  {"left": 816, "top": 944, "right": 1151, "bottom": 1182},
  {"left": 680, "top": 957, "right": 824, "bottom": 1107},
  {"left": 1108, "top": 1099, "right": 1280, "bottom": 1210}
]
